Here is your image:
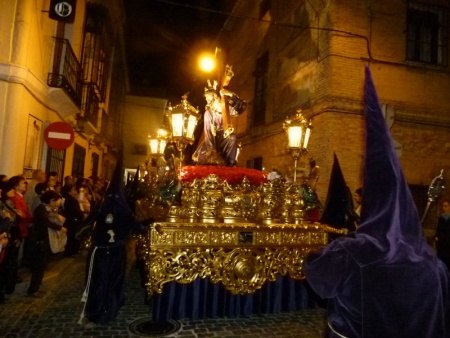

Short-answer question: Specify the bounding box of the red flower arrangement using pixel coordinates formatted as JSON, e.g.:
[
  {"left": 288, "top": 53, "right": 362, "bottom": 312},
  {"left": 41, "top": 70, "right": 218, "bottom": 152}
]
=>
[{"left": 180, "top": 166, "right": 267, "bottom": 185}]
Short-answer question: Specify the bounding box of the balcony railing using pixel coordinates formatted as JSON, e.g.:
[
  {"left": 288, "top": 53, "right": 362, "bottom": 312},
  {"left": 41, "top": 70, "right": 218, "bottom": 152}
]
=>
[
  {"left": 47, "top": 38, "right": 82, "bottom": 108},
  {"left": 82, "top": 83, "right": 100, "bottom": 128}
]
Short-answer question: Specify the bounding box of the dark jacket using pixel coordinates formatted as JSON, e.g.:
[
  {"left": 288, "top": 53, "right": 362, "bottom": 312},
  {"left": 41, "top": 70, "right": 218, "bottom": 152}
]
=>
[
  {"left": 31, "top": 204, "right": 63, "bottom": 251},
  {"left": 435, "top": 214, "right": 450, "bottom": 258},
  {"left": 61, "top": 195, "right": 84, "bottom": 228}
]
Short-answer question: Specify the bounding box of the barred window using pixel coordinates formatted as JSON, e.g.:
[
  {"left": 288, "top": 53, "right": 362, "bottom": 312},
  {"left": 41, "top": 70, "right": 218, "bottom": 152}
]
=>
[
  {"left": 253, "top": 52, "right": 269, "bottom": 127},
  {"left": 406, "top": 2, "right": 449, "bottom": 66},
  {"left": 46, "top": 147, "right": 65, "bottom": 182},
  {"left": 72, "top": 143, "right": 86, "bottom": 179}
]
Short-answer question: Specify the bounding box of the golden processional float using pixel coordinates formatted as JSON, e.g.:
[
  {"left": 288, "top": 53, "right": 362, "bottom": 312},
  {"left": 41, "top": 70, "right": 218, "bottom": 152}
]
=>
[{"left": 134, "top": 95, "right": 346, "bottom": 301}]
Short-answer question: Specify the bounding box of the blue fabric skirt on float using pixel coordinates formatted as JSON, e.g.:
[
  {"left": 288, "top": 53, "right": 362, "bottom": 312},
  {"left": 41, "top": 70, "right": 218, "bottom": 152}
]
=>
[{"left": 151, "top": 276, "right": 321, "bottom": 320}]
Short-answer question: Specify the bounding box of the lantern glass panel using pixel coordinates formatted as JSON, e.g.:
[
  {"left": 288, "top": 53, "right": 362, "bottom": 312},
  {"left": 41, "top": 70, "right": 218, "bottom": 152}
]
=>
[
  {"left": 149, "top": 139, "right": 159, "bottom": 154},
  {"left": 159, "top": 139, "right": 167, "bottom": 154},
  {"left": 171, "top": 113, "right": 184, "bottom": 137},
  {"left": 303, "top": 127, "right": 311, "bottom": 149},
  {"left": 288, "top": 126, "right": 302, "bottom": 148},
  {"left": 186, "top": 115, "right": 198, "bottom": 140}
]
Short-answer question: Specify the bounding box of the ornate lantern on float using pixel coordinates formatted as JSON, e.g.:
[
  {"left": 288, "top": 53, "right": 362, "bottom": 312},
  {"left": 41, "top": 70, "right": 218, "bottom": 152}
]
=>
[
  {"left": 147, "top": 128, "right": 169, "bottom": 176},
  {"left": 148, "top": 128, "right": 168, "bottom": 157},
  {"left": 166, "top": 95, "right": 199, "bottom": 150},
  {"left": 283, "top": 110, "right": 312, "bottom": 182},
  {"left": 162, "top": 95, "right": 200, "bottom": 176}
]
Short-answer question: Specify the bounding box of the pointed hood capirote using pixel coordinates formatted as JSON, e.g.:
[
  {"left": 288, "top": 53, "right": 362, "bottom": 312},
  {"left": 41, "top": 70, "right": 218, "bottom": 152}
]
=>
[
  {"left": 91, "top": 145, "right": 142, "bottom": 245},
  {"left": 303, "top": 66, "right": 449, "bottom": 338},
  {"left": 320, "top": 153, "right": 355, "bottom": 231},
  {"left": 343, "top": 65, "right": 435, "bottom": 265}
]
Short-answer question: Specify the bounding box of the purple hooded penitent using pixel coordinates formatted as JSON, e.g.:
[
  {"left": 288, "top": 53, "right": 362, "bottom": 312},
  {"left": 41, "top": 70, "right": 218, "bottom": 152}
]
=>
[
  {"left": 304, "top": 65, "right": 449, "bottom": 337},
  {"left": 79, "top": 148, "right": 144, "bottom": 325}
]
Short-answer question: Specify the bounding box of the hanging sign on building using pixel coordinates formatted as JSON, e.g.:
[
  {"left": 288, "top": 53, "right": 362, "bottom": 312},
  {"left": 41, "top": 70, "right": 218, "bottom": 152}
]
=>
[
  {"left": 49, "top": 0, "right": 77, "bottom": 23},
  {"left": 44, "top": 122, "right": 75, "bottom": 150}
]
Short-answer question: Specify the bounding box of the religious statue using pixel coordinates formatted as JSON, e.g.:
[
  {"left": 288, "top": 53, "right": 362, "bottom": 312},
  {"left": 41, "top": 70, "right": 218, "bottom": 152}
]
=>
[
  {"left": 192, "top": 65, "right": 247, "bottom": 167},
  {"left": 301, "top": 157, "right": 321, "bottom": 221},
  {"left": 307, "top": 157, "right": 320, "bottom": 191}
]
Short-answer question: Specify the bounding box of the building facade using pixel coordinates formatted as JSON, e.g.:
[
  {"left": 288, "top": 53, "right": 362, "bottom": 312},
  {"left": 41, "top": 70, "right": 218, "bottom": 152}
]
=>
[
  {"left": 216, "top": 0, "right": 450, "bottom": 226},
  {"left": 0, "top": 0, "right": 128, "bottom": 182}
]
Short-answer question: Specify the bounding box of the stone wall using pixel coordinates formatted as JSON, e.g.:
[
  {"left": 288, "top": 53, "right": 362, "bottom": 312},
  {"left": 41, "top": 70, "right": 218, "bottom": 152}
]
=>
[{"left": 219, "top": 0, "right": 450, "bottom": 213}]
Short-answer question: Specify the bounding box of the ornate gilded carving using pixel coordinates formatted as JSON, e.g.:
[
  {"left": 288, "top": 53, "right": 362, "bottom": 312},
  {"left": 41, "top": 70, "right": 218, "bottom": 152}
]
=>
[
  {"left": 140, "top": 222, "right": 346, "bottom": 296},
  {"left": 159, "top": 174, "right": 315, "bottom": 225},
  {"left": 143, "top": 245, "right": 319, "bottom": 295},
  {"left": 197, "top": 174, "right": 224, "bottom": 223}
]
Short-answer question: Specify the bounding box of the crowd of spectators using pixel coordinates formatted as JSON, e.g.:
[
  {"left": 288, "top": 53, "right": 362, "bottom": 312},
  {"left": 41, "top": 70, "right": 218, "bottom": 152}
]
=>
[{"left": 0, "top": 170, "right": 108, "bottom": 302}]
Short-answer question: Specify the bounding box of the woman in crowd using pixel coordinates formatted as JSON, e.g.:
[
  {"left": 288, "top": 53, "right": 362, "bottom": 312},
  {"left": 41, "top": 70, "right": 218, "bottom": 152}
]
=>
[
  {"left": 76, "top": 181, "right": 91, "bottom": 218},
  {"left": 27, "top": 190, "right": 66, "bottom": 297},
  {"left": 9, "top": 176, "right": 33, "bottom": 270},
  {"left": 9, "top": 176, "right": 32, "bottom": 237}
]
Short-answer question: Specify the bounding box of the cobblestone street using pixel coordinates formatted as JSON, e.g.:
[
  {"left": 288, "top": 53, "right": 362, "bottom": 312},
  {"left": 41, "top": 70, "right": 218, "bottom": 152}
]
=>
[{"left": 0, "top": 253, "right": 326, "bottom": 337}]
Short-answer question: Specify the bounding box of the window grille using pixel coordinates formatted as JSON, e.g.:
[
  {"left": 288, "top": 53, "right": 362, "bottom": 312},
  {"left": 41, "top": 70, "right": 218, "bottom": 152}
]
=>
[
  {"left": 72, "top": 143, "right": 86, "bottom": 179},
  {"left": 406, "top": 1, "right": 449, "bottom": 66},
  {"left": 45, "top": 148, "right": 65, "bottom": 182},
  {"left": 253, "top": 52, "right": 269, "bottom": 127}
]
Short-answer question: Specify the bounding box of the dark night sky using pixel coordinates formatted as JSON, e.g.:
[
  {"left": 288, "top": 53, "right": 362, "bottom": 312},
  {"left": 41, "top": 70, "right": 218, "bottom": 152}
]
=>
[{"left": 123, "top": 0, "right": 236, "bottom": 107}]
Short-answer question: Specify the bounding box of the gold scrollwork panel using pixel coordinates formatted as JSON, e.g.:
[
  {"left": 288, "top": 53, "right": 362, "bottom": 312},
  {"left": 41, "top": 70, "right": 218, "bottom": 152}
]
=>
[{"left": 145, "top": 246, "right": 312, "bottom": 296}]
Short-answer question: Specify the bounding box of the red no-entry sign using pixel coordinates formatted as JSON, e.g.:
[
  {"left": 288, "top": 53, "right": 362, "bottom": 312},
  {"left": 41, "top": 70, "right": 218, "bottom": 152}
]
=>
[{"left": 44, "top": 122, "right": 75, "bottom": 150}]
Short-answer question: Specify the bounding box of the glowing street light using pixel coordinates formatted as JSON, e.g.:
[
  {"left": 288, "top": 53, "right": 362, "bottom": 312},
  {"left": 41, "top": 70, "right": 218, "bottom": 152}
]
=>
[{"left": 198, "top": 53, "right": 216, "bottom": 72}]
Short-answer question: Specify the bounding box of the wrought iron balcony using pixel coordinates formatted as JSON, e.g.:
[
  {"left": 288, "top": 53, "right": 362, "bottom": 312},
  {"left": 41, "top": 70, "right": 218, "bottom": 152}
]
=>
[{"left": 47, "top": 38, "right": 82, "bottom": 108}]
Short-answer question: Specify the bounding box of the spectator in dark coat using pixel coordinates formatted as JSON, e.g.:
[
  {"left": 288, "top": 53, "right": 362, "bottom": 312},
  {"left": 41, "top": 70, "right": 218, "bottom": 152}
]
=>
[
  {"left": 27, "top": 190, "right": 66, "bottom": 297},
  {"left": 435, "top": 199, "right": 450, "bottom": 270},
  {"left": 61, "top": 184, "right": 84, "bottom": 257}
]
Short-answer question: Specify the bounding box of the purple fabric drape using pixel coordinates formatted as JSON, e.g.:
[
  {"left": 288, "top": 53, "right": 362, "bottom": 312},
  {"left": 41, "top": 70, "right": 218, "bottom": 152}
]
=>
[{"left": 152, "top": 276, "right": 318, "bottom": 321}]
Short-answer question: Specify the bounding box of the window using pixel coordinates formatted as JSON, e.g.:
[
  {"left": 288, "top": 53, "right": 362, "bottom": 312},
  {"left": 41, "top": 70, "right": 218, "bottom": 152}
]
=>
[
  {"left": 246, "top": 156, "right": 263, "bottom": 171},
  {"left": 133, "top": 144, "right": 148, "bottom": 156},
  {"left": 81, "top": 4, "right": 112, "bottom": 101},
  {"left": 46, "top": 148, "right": 65, "bottom": 182},
  {"left": 72, "top": 143, "right": 86, "bottom": 179},
  {"left": 406, "top": 2, "right": 449, "bottom": 66},
  {"left": 91, "top": 153, "right": 99, "bottom": 178},
  {"left": 253, "top": 52, "right": 269, "bottom": 127}
]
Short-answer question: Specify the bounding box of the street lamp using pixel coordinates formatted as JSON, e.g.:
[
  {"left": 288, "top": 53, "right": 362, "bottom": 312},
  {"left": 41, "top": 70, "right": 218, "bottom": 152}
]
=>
[
  {"left": 283, "top": 110, "right": 312, "bottom": 182},
  {"left": 199, "top": 53, "right": 216, "bottom": 72}
]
